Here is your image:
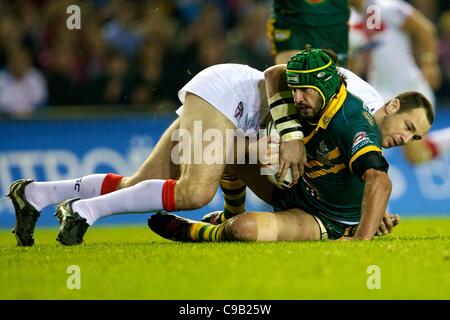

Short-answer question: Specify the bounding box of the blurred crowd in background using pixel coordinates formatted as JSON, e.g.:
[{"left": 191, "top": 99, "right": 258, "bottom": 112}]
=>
[{"left": 0, "top": 0, "right": 449, "bottom": 118}]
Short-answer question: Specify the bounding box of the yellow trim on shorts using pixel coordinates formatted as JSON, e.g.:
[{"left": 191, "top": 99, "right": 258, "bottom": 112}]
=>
[
  {"left": 311, "top": 215, "right": 328, "bottom": 240},
  {"left": 266, "top": 17, "right": 277, "bottom": 56}
]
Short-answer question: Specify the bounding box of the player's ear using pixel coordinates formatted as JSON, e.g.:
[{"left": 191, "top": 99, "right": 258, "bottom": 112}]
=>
[{"left": 385, "top": 99, "right": 400, "bottom": 115}]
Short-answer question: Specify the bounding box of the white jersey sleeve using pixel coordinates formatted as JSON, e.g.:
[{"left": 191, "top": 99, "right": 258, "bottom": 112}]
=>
[
  {"left": 339, "top": 67, "right": 384, "bottom": 114},
  {"left": 373, "top": 0, "right": 413, "bottom": 29}
]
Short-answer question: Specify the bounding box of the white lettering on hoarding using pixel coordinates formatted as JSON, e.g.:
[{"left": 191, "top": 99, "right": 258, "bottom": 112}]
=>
[{"left": 0, "top": 136, "right": 154, "bottom": 213}]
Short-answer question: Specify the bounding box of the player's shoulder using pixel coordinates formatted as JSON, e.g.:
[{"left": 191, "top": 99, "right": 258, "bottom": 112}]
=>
[
  {"left": 375, "top": 0, "right": 413, "bottom": 18},
  {"left": 339, "top": 67, "right": 384, "bottom": 113},
  {"left": 332, "top": 91, "right": 377, "bottom": 130},
  {"left": 342, "top": 91, "right": 366, "bottom": 118}
]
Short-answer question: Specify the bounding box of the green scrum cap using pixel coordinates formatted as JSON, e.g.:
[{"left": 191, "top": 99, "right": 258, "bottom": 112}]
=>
[{"left": 286, "top": 48, "right": 341, "bottom": 109}]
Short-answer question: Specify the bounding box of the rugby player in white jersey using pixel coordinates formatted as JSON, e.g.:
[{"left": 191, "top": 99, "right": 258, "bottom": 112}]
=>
[{"left": 349, "top": 0, "right": 450, "bottom": 164}]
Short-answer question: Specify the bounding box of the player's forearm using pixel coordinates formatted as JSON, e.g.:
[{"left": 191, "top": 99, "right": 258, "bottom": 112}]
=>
[
  {"left": 405, "top": 11, "right": 438, "bottom": 65},
  {"left": 264, "top": 64, "right": 289, "bottom": 97},
  {"left": 264, "top": 64, "right": 303, "bottom": 142},
  {"left": 354, "top": 169, "right": 392, "bottom": 240},
  {"left": 416, "top": 29, "right": 438, "bottom": 69}
]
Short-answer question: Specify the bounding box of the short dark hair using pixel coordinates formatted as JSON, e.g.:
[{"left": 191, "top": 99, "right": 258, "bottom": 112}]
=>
[
  {"left": 394, "top": 91, "right": 434, "bottom": 125},
  {"left": 322, "top": 48, "right": 339, "bottom": 65}
]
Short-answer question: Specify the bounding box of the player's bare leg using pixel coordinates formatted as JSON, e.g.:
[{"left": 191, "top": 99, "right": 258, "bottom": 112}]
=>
[
  {"left": 55, "top": 93, "right": 236, "bottom": 245},
  {"left": 149, "top": 208, "right": 324, "bottom": 242},
  {"left": 223, "top": 209, "right": 323, "bottom": 241},
  {"left": 202, "top": 158, "right": 278, "bottom": 223},
  {"left": 119, "top": 119, "right": 182, "bottom": 189},
  {"left": 201, "top": 122, "right": 280, "bottom": 224},
  {"left": 173, "top": 93, "right": 235, "bottom": 209}
]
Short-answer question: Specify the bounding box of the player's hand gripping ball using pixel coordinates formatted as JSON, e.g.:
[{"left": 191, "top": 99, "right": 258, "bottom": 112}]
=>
[{"left": 264, "top": 121, "right": 294, "bottom": 189}]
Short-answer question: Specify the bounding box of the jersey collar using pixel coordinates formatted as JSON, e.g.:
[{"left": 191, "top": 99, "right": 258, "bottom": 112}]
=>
[{"left": 303, "top": 84, "right": 347, "bottom": 144}]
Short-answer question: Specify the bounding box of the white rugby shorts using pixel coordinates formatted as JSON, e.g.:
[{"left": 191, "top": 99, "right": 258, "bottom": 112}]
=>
[{"left": 176, "top": 64, "right": 268, "bottom": 134}]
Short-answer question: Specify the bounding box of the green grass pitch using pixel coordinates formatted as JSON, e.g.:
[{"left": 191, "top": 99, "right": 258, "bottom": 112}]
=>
[{"left": 1, "top": 217, "right": 449, "bottom": 300}]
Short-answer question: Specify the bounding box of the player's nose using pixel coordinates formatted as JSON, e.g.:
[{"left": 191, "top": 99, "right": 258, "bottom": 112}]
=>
[
  {"left": 401, "top": 133, "right": 413, "bottom": 145},
  {"left": 293, "top": 89, "right": 305, "bottom": 103}
]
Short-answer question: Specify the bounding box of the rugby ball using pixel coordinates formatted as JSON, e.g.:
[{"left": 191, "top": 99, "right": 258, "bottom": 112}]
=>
[
  {"left": 264, "top": 121, "right": 294, "bottom": 189},
  {"left": 267, "top": 171, "right": 294, "bottom": 189}
]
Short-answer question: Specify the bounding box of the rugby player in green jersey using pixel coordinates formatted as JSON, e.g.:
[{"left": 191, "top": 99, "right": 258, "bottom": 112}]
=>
[
  {"left": 149, "top": 48, "right": 433, "bottom": 241},
  {"left": 208, "top": 1, "right": 357, "bottom": 231},
  {"left": 267, "top": 0, "right": 353, "bottom": 65}
]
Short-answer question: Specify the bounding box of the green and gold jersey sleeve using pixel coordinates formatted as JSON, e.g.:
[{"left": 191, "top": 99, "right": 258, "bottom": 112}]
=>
[{"left": 339, "top": 113, "right": 382, "bottom": 173}]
